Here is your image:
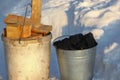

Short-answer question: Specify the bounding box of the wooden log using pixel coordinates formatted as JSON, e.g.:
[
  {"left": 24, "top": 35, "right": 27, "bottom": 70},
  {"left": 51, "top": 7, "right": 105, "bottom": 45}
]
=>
[
  {"left": 31, "top": 32, "right": 43, "bottom": 39},
  {"left": 4, "top": 14, "right": 32, "bottom": 25},
  {"left": 6, "top": 24, "right": 32, "bottom": 39},
  {"left": 31, "top": 24, "right": 52, "bottom": 35},
  {"left": 21, "top": 24, "right": 32, "bottom": 38},
  {"left": 31, "top": 0, "right": 41, "bottom": 25}
]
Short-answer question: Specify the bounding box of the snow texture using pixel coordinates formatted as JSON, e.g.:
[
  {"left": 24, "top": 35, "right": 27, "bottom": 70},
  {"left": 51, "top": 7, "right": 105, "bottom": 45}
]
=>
[
  {"left": 0, "top": 76, "right": 2, "bottom": 80},
  {"left": 0, "top": 0, "right": 120, "bottom": 80}
]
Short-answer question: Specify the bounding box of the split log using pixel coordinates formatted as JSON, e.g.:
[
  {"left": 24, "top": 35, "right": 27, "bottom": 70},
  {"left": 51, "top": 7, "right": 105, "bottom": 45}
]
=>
[
  {"left": 4, "top": 14, "right": 32, "bottom": 25},
  {"left": 31, "top": 0, "right": 41, "bottom": 26},
  {"left": 6, "top": 24, "right": 32, "bottom": 39},
  {"left": 32, "top": 24, "right": 52, "bottom": 35}
]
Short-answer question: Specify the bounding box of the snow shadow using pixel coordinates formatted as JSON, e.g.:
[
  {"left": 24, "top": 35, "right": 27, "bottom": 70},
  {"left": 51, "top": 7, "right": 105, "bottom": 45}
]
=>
[{"left": 62, "top": 0, "right": 85, "bottom": 35}]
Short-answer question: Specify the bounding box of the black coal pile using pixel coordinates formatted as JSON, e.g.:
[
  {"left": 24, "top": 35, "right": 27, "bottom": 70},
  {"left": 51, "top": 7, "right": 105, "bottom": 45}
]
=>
[{"left": 53, "top": 32, "right": 97, "bottom": 50}]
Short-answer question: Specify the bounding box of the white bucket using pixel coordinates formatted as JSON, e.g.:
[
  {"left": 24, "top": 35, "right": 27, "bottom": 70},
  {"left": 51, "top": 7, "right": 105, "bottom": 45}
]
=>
[{"left": 2, "top": 33, "right": 52, "bottom": 80}]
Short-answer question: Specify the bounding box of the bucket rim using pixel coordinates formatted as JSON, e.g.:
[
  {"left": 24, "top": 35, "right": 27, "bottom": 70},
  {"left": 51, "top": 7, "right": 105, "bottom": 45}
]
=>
[
  {"left": 53, "top": 35, "right": 70, "bottom": 43},
  {"left": 1, "top": 32, "right": 52, "bottom": 46},
  {"left": 53, "top": 35, "right": 97, "bottom": 51},
  {"left": 1, "top": 32, "right": 52, "bottom": 41},
  {"left": 55, "top": 45, "right": 97, "bottom": 51}
]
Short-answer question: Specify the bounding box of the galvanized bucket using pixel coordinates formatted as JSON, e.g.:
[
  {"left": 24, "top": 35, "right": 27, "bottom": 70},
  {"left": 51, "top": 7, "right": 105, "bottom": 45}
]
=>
[
  {"left": 54, "top": 36, "right": 97, "bottom": 80},
  {"left": 2, "top": 33, "right": 52, "bottom": 80}
]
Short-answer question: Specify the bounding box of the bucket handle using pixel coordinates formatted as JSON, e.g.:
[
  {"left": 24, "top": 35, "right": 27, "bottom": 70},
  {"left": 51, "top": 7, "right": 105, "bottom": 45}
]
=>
[
  {"left": 19, "top": 3, "right": 32, "bottom": 44},
  {"left": 53, "top": 35, "right": 70, "bottom": 43}
]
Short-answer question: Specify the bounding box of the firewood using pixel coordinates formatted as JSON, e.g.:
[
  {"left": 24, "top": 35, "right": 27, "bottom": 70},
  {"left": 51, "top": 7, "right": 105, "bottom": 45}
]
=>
[
  {"left": 6, "top": 24, "right": 32, "bottom": 39},
  {"left": 4, "top": 14, "right": 32, "bottom": 25},
  {"left": 31, "top": 24, "right": 52, "bottom": 35},
  {"left": 3, "top": 0, "right": 52, "bottom": 39},
  {"left": 31, "top": 0, "right": 42, "bottom": 26},
  {"left": 31, "top": 32, "right": 43, "bottom": 39}
]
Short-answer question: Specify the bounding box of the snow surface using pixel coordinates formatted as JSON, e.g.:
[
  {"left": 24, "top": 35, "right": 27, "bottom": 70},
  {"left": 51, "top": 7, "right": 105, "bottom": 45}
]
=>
[
  {"left": 0, "top": 76, "right": 2, "bottom": 80},
  {"left": 0, "top": 0, "right": 120, "bottom": 80}
]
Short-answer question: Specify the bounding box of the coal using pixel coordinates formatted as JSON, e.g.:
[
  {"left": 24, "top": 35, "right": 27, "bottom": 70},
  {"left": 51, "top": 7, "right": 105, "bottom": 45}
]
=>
[
  {"left": 84, "top": 32, "right": 97, "bottom": 48},
  {"left": 53, "top": 32, "right": 97, "bottom": 50}
]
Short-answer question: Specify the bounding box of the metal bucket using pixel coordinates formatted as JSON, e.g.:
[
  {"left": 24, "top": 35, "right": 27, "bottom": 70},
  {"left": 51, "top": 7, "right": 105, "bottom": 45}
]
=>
[
  {"left": 54, "top": 36, "right": 97, "bottom": 80},
  {"left": 2, "top": 33, "right": 52, "bottom": 80}
]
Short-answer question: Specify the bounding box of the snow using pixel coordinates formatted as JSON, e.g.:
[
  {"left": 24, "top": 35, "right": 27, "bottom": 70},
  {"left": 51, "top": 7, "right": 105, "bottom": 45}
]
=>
[
  {"left": 74, "top": 0, "right": 120, "bottom": 28},
  {"left": 0, "top": 0, "right": 120, "bottom": 80},
  {"left": 104, "top": 42, "right": 118, "bottom": 54},
  {"left": 91, "top": 29, "right": 104, "bottom": 40},
  {"left": 0, "top": 76, "right": 2, "bottom": 80}
]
